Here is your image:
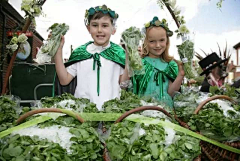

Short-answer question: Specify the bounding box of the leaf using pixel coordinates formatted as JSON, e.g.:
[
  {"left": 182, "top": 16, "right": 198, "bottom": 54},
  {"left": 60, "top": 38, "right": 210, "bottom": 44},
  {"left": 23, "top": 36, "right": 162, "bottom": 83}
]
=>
[
  {"left": 149, "top": 143, "right": 159, "bottom": 159},
  {"left": 3, "top": 146, "right": 23, "bottom": 157},
  {"left": 160, "top": 151, "right": 167, "bottom": 161},
  {"left": 184, "top": 143, "right": 193, "bottom": 150},
  {"left": 223, "top": 127, "right": 232, "bottom": 137},
  {"left": 15, "top": 156, "right": 25, "bottom": 161}
]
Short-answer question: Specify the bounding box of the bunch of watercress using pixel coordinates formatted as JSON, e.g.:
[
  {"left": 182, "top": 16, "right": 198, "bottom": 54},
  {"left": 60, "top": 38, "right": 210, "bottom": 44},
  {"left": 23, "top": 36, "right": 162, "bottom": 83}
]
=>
[
  {"left": 177, "top": 40, "right": 197, "bottom": 79},
  {"left": 121, "top": 26, "right": 144, "bottom": 76},
  {"left": 35, "top": 23, "right": 69, "bottom": 64}
]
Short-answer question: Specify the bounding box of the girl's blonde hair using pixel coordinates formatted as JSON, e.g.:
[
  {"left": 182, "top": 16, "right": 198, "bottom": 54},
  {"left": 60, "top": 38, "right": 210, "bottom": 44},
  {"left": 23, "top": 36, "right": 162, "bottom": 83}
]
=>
[{"left": 140, "top": 26, "right": 173, "bottom": 62}]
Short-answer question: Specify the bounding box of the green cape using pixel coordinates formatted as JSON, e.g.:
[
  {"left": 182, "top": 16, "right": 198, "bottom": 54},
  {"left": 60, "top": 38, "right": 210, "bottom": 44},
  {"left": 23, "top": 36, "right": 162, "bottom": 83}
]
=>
[
  {"left": 65, "top": 41, "right": 125, "bottom": 67},
  {"left": 53, "top": 41, "right": 126, "bottom": 96}
]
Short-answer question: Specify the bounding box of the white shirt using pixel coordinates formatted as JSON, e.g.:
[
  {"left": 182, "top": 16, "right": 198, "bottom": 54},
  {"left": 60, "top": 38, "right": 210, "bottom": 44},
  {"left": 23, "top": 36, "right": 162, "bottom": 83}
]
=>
[{"left": 67, "top": 42, "right": 124, "bottom": 110}]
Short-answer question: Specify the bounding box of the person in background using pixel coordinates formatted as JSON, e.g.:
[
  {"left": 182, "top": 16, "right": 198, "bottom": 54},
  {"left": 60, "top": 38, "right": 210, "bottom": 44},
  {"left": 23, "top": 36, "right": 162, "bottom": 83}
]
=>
[
  {"left": 54, "top": 5, "right": 129, "bottom": 110},
  {"left": 198, "top": 52, "right": 229, "bottom": 92},
  {"left": 131, "top": 16, "right": 185, "bottom": 108}
]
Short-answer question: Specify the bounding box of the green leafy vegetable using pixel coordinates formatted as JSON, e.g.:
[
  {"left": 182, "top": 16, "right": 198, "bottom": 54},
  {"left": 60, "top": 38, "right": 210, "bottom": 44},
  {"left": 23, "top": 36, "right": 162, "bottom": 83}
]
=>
[
  {"left": 121, "top": 26, "right": 144, "bottom": 76},
  {"left": 106, "top": 121, "right": 201, "bottom": 160},
  {"left": 0, "top": 96, "right": 20, "bottom": 132},
  {"left": 209, "top": 85, "right": 238, "bottom": 98},
  {"left": 41, "top": 23, "right": 69, "bottom": 56},
  {"left": 177, "top": 40, "right": 197, "bottom": 79},
  {"left": 39, "top": 93, "right": 99, "bottom": 113},
  {"left": 189, "top": 103, "right": 240, "bottom": 141},
  {"left": 35, "top": 23, "right": 69, "bottom": 64}
]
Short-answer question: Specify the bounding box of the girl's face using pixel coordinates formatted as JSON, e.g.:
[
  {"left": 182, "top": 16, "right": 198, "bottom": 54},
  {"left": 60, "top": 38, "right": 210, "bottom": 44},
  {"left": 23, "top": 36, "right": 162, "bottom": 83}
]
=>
[
  {"left": 87, "top": 16, "right": 116, "bottom": 47},
  {"left": 147, "top": 27, "right": 167, "bottom": 58}
]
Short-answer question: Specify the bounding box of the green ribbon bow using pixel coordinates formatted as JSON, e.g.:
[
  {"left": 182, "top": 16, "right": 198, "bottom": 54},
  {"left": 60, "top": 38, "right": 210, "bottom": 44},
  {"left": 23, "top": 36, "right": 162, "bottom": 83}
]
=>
[
  {"left": 93, "top": 53, "right": 101, "bottom": 96},
  {"left": 154, "top": 70, "right": 165, "bottom": 99}
]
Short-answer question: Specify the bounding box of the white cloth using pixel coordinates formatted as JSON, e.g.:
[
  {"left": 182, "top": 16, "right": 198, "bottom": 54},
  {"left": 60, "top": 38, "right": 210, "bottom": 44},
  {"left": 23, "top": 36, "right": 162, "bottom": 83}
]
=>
[{"left": 67, "top": 42, "right": 124, "bottom": 110}]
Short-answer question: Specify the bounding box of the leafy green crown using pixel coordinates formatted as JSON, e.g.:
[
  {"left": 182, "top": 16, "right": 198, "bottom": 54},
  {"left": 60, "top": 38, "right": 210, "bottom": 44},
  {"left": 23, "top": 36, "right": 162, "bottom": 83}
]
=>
[
  {"left": 85, "top": 5, "right": 118, "bottom": 24},
  {"left": 144, "top": 16, "right": 173, "bottom": 37}
]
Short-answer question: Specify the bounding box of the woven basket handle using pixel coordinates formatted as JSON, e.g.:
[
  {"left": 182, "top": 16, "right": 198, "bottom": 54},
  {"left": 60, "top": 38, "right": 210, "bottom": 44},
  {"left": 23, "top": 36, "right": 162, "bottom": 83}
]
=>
[
  {"left": 194, "top": 95, "right": 236, "bottom": 114},
  {"left": 115, "top": 106, "right": 177, "bottom": 124},
  {"left": 17, "top": 108, "right": 84, "bottom": 124}
]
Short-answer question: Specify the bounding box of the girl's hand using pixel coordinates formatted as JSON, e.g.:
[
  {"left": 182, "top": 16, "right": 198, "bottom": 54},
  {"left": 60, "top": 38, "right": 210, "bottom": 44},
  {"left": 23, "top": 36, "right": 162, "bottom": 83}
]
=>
[{"left": 174, "top": 59, "right": 185, "bottom": 76}]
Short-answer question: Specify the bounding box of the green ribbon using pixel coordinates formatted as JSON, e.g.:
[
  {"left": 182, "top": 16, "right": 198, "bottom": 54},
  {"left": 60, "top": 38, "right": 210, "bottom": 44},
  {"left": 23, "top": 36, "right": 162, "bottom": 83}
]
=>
[
  {"left": 0, "top": 115, "right": 54, "bottom": 139},
  {"left": 154, "top": 70, "right": 165, "bottom": 99},
  {"left": 92, "top": 53, "right": 101, "bottom": 96}
]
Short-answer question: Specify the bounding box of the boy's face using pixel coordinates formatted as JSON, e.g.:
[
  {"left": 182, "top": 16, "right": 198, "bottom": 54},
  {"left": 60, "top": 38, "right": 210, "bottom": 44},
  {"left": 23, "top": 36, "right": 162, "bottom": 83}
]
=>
[
  {"left": 87, "top": 16, "right": 116, "bottom": 47},
  {"left": 147, "top": 27, "right": 167, "bottom": 58}
]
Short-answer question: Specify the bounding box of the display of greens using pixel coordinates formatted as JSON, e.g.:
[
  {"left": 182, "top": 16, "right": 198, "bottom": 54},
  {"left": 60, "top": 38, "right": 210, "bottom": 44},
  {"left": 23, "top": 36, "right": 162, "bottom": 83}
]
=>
[
  {"left": 106, "top": 120, "right": 201, "bottom": 161},
  {"left": 189, "top": 102, "right": 240, "bottom": 141},
  {"left": 0, "top": 96, "right": 19, "bottom": 132},
  {"left": 0, "top": 134, "right": 71, "bottom": 161},
  {"left": 0, "top": 94, "right": 104, "bottom": 161},
  {"left": 121, "top": 26, "right": 144, "bottom": 76},
  {"left": 102, "top": 90, "right": 201, "bottom": 160},
  {"left": 0, "top": 121, "right": 104, "bottom": 161},
  {"left": 173, "top": 87, "right": 201, "bottom": 123},
  {"left": 2, "top": 87, "right": 239, "bottom": 160},
  {"left": 35, "top": 23, "right": 69, "bottom": 64},
  {"left": 38, "top": 93, "right": 99, "bottom": 113},
  {"left": 177, "top": 39, "right": 197, "bottom": 79},
  {"left": 102, "top": 90, "right": 171, "bottom": 114},
  {"left": 174, "top": 87, "right": 240, "bottom": 142},
  {"left": 209, "top": 85, "right": 238, "bottom": 98}
]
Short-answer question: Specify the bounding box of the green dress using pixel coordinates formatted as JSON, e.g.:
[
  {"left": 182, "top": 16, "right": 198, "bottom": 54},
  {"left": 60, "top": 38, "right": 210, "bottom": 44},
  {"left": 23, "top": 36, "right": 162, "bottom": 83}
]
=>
[{"left": 132, "top": 56, "right": 178, "bottom": 107}]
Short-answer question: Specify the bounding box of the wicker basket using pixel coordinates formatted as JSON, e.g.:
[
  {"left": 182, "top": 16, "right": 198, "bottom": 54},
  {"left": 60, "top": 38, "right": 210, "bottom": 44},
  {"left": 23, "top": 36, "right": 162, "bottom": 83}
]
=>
[
  {"left": 17, "top": 108, "right": 111, "bottom": 161},
  {"left": 104, "top": 106, "right": 201, "bottom": 161},
  {"left": 194, "top": 95, "right": 240, "bottom": 161}
]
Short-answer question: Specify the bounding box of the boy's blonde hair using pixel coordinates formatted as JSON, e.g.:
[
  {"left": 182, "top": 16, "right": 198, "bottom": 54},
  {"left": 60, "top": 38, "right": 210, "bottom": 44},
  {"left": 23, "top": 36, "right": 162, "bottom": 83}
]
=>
[{"left": 141, "top": 26, "right": 173, "bottom": 62}]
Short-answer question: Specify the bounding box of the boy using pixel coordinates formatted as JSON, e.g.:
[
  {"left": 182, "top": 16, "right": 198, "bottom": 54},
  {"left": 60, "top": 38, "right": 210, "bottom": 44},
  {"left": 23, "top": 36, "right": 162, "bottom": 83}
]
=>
[{"left": 54, "top": 5, "right": 129, "bottom": 110}]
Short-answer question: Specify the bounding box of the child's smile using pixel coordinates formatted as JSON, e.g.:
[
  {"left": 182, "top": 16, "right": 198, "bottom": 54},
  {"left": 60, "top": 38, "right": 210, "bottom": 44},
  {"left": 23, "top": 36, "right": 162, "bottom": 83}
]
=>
[
  {"left": 96, "top": 35, "right": 105, "bottom": 39},
  {"left": 147, "top": 27, "right": 168, "bottom": 58},
  {"left": 87, "top": 16, "right": 115, "bottom": 47}
]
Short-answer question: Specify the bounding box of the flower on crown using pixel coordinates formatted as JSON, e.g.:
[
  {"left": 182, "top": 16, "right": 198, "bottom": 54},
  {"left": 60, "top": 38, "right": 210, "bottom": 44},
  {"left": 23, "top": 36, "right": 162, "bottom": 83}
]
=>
[
  {"left": 84, "top": 5, "right": 118, "bottom": 25},
  {"left": 144, "top": 16, "right": 173, "bottom": 37}
]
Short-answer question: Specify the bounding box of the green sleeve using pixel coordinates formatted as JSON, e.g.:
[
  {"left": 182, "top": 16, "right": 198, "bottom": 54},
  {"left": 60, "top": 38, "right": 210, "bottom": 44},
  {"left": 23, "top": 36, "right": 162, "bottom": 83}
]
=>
[{"left": 164, "top": 60, "right": 179, "bottom": 82}]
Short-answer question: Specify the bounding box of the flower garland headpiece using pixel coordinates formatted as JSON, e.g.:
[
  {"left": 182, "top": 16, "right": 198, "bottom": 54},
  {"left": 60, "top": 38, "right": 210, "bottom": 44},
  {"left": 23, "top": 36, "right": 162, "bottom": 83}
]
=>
[
  {"left": 144, "top": 16, "right": 173, "bottom": 37},
  {"left": 84, "top": 5, "right": 119, "bottom": 25}
]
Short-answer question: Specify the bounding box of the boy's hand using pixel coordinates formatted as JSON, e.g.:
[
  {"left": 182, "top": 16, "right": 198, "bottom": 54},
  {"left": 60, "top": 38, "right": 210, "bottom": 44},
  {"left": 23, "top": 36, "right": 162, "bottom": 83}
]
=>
[
  {"left": 54, "top": 35, "right": 65, "bottom": 59},
  {"left": 59, "top": 35, "right": 65, "bottom": 49},
  {"left": 47, "top": 32, "right": 52, "bottom": 40}
]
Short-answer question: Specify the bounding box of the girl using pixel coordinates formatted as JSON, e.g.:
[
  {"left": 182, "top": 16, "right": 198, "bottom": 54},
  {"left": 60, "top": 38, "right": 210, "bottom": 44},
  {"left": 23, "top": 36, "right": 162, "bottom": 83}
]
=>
[{"left": 132, "top": 16, "right": 184, "bottom": 107}]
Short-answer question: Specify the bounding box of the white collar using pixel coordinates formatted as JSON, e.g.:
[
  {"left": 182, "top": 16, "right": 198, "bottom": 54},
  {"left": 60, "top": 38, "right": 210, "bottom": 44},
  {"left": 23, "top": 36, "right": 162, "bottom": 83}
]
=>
[{"left": 88, "top": 42, "right": 111, "bottom": 53}]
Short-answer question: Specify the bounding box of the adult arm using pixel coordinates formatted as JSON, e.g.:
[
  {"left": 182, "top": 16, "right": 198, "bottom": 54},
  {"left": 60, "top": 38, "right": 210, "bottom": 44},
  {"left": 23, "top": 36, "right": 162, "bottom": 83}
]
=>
[{"left": 54, "top": 36, "right": 74, "bottom": 85}]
